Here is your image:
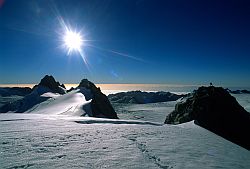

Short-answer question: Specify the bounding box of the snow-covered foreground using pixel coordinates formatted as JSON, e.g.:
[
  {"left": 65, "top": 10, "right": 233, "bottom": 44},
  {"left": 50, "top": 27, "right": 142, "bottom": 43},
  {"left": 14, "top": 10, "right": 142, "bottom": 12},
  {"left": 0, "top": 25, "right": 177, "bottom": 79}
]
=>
[
  {"left": 0, "top": 92, "right": 250, "bottom": 168},
  {"left": 0, "top": 113, "right": 249, "bottom": 169}
]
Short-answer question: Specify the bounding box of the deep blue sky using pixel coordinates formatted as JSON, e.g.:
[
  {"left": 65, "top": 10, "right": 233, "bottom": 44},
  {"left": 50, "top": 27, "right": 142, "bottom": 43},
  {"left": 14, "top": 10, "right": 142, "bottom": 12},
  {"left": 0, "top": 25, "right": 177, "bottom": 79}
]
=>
[{"left": 0, "top": 0, "right": 250, "bottom": 86}]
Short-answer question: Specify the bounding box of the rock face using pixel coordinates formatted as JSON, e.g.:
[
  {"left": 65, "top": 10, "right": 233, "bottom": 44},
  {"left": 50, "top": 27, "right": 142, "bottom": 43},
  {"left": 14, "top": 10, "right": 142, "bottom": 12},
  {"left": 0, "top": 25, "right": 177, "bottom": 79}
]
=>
[
  {"left": 77, "top": 79, "right": 118, "bottom": 119},
  {"left": 108, "top": 91, "right": 184, "bottom": 104},
  {"left": 33, "top": 75, "right": 66, "bottom": 94},
  {"left": 165, "top": 86, "right": 250, "bottom": 150}
]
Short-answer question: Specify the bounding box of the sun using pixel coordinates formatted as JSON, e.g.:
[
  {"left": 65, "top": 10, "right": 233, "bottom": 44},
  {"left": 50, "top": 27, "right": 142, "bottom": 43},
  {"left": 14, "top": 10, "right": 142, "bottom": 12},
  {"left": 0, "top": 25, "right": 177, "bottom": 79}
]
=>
[{"left": 63, "top": 30, "right": 83, "bottom": 54}]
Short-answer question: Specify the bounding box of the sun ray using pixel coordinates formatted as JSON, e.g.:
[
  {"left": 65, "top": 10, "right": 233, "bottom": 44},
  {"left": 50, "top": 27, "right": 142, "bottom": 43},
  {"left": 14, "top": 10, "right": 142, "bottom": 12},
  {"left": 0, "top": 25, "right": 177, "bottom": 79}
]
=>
[
  {"left": 79, "top": 48, "right": 91, "bottom": 72},
  {"left": 87, "top": 44, "right": 148, "bottom": 63}
]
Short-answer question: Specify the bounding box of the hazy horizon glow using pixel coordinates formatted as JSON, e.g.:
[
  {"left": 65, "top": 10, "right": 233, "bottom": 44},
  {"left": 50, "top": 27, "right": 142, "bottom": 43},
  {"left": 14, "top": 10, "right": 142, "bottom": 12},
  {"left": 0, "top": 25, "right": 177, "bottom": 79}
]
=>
[
  {"left": 0, "top": 83, "right": 200, "bottom": 89},
  {"left": 1, "top": 83, "right": 250, "bottom": 93}
]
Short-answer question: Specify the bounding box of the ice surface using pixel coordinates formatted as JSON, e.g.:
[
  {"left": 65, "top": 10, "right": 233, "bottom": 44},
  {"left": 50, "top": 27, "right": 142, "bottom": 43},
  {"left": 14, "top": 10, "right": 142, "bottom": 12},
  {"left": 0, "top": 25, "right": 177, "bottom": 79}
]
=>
[{"left": 0, "top": 113, "right": 249, "bottom": 169}]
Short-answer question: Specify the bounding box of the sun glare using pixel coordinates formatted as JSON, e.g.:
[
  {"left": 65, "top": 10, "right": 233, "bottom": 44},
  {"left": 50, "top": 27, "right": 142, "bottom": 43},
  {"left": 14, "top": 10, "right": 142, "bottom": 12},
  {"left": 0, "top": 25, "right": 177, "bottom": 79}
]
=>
[{"left": 63, "top": 30, "right": 83, "bottom": 54}]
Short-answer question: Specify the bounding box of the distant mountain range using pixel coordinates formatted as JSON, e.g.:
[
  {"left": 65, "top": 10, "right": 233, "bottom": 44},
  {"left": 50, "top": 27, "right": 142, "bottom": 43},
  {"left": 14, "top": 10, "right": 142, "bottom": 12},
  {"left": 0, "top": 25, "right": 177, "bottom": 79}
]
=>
[{"left": 108, "top": 91, "right": 185, "bottom": 104}]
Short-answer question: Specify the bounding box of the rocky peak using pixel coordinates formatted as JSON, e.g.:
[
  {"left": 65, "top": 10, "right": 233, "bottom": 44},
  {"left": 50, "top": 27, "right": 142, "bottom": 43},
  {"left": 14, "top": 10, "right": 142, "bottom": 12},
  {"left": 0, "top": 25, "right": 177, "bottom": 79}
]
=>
[
  {"left": 78, "top": 79, "right": 91, "bottom": 88},
  {"left": 33, "top": 75, "right": 66, "bottom": 94},
  {"left": 77, "top": 79, "right": 118, "bottom": 119},
  {"left": 165, "top": 86, "right": 250, "bottom": 150},
  {"left": 39, "top": 75, "right": 64, "bottom": 89},
  {"left": 78, "top": 79, "right": 100, "bottom": 93}
]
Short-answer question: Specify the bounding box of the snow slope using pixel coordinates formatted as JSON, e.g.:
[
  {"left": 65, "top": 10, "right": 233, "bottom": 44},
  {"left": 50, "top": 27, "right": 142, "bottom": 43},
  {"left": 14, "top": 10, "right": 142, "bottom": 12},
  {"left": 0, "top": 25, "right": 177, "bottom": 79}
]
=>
[
  {"left": 233, "top": 94, "right": 250, "bottom": 112},
  {"left": 25, "top": 88, "right": 93, "bottom": 116},
  {"left": 0, "top": 113, "right": 249, "bottom": 169}
]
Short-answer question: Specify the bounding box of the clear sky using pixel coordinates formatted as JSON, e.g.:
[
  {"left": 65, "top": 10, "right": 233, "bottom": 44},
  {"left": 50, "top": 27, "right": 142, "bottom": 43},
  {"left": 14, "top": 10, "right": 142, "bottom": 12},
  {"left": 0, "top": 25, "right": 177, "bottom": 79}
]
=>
[{"left": 0, "top": 0, "right": 250, "bottom": 86}]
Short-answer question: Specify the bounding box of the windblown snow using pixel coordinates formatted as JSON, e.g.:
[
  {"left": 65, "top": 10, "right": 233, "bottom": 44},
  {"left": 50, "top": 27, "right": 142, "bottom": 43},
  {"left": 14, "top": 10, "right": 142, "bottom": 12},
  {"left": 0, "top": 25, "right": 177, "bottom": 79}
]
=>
[
  {"left": 25, "top": 88, "right": 93, "bottom": 116},
  {"left": 0, "top": 91, "right": 250, "bottom": 168}
]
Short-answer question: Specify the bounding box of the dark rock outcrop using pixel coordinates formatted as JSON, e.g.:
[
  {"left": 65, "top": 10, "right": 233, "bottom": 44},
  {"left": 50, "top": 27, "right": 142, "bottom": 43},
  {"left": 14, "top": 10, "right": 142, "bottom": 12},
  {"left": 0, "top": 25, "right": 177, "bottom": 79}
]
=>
[
  {"left": 77, "top": 79, "right": 118, "bottom": 119},
  {"left": 165, "top": 86, "right": 250, "bottom": 150},
  {"left": 32, "top": 75, "right": 66, "bottom": 94},
  {"left": 108, "top": 91, "right": 184, "bottom": 104},
  {"left": 0, "top": 87, "right": 32, "bottom": 97}
]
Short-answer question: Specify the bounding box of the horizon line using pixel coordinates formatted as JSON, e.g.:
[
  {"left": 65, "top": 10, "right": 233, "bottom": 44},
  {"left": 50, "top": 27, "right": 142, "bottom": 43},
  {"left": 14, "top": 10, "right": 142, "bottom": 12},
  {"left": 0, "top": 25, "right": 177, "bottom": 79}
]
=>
[{"left": 0, "top": 83, "right": 250, "bottom": 90}]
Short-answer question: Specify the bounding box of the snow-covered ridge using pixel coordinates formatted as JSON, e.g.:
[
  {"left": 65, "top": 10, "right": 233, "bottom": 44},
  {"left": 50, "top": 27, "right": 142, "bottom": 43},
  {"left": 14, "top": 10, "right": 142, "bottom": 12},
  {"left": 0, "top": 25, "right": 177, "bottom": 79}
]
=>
[
  {"left": 25, "top": 88, "right": 93, "bottom": 116},
  {"left": 0, "top": 75, "right": 118, "bottom": 119}
]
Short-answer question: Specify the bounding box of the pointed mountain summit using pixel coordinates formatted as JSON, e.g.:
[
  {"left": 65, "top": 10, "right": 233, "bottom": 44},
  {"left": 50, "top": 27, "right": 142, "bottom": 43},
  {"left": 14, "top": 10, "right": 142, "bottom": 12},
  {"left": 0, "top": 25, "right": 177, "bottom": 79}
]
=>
[
  {"left": 33, "top": 75, "right": 66, "bottom": 95},
  {"left": 77, "top": 79, "right": 118, "bottom": 119}
]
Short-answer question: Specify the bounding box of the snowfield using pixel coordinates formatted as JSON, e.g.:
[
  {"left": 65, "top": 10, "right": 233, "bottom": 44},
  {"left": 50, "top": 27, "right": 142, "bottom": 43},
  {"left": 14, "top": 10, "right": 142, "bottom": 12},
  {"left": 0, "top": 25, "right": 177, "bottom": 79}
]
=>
[
  {"left": 0, "top": 114, "right": 250, "bottom": 169},
  {"left": 112, "top": 101, "right": 176, "bottom": 123},
  {"left": 0, "top": 92, "right": 250, "bottom": 168}
]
